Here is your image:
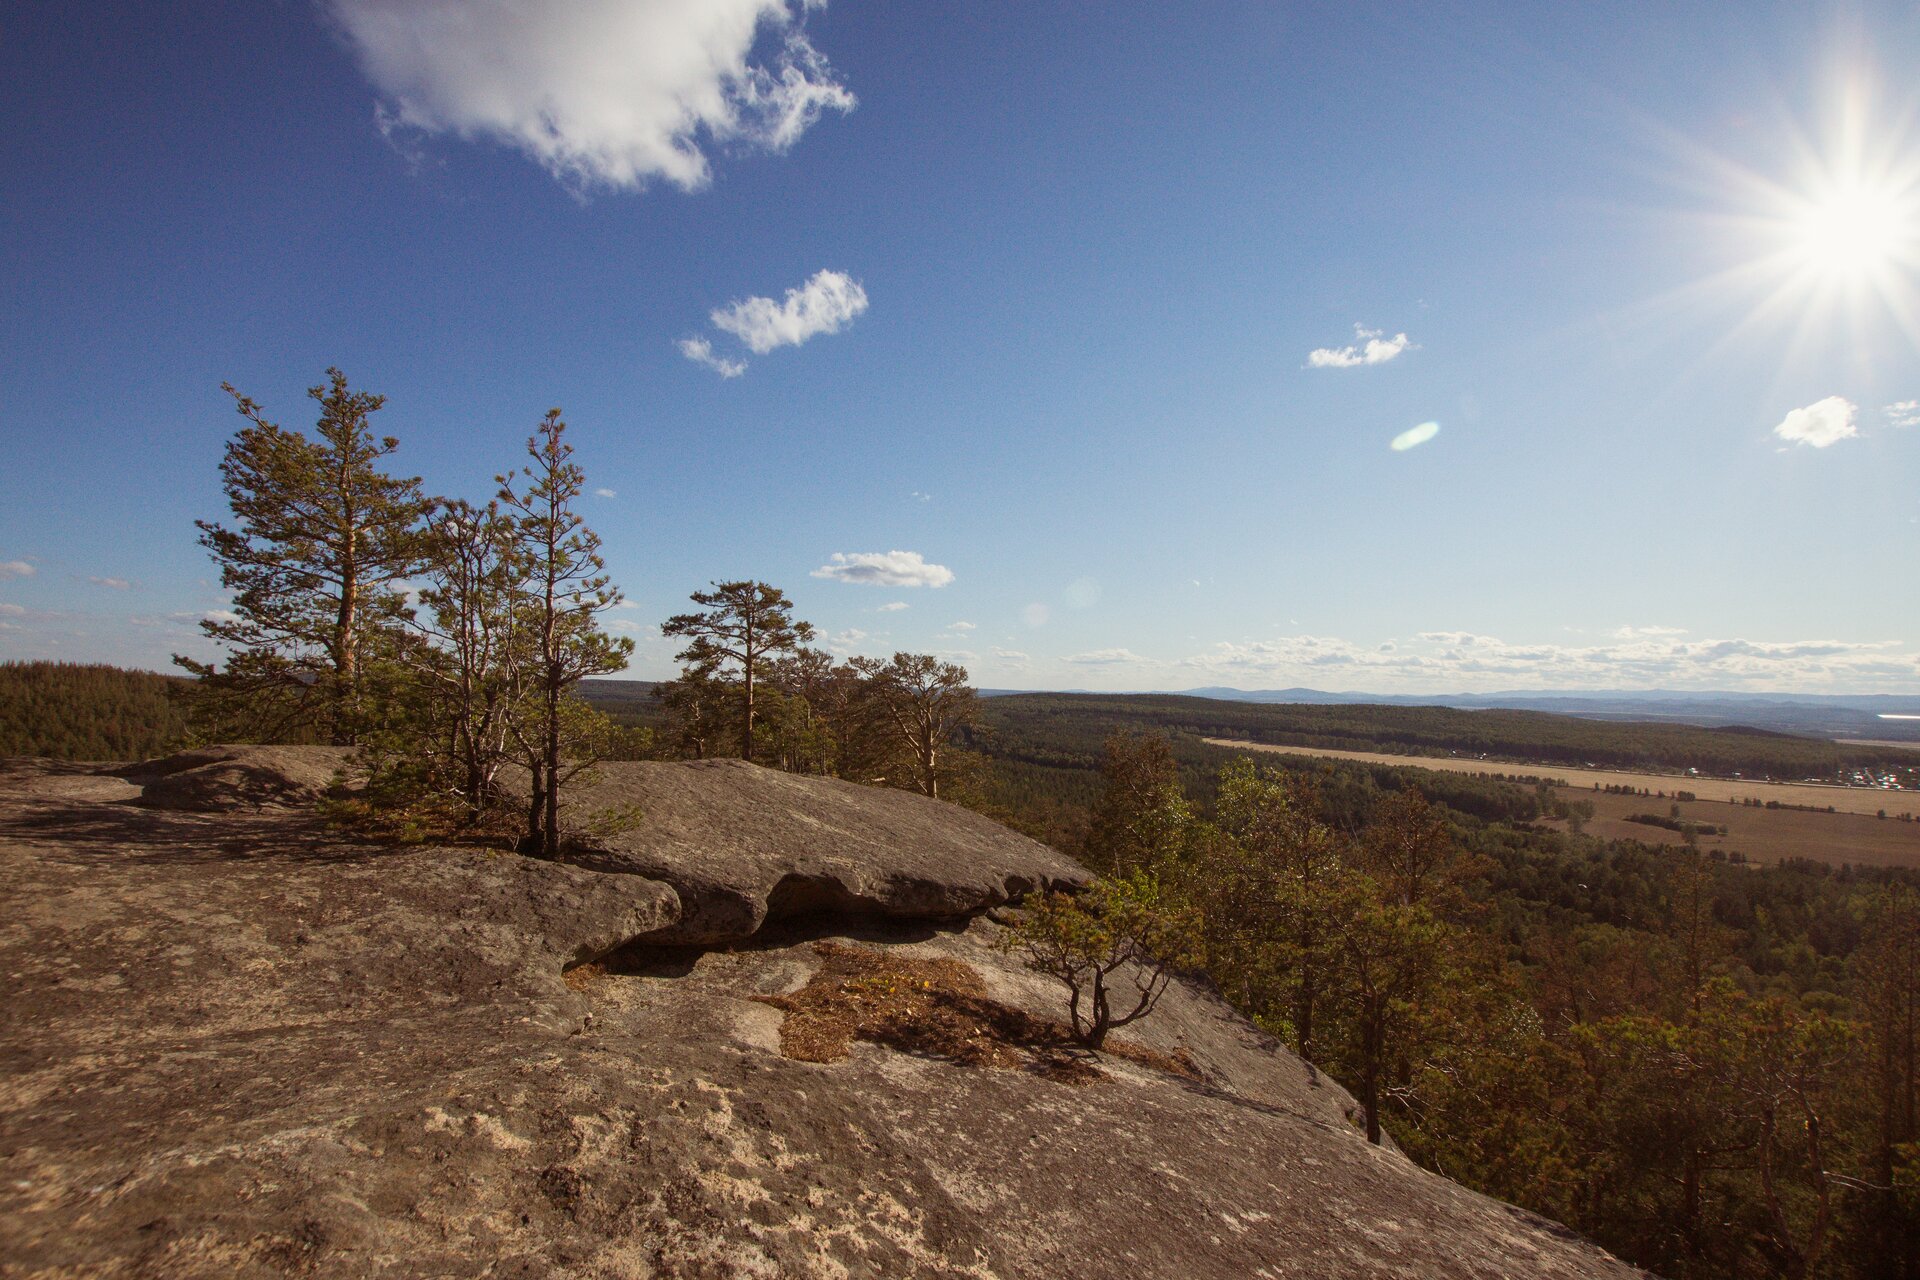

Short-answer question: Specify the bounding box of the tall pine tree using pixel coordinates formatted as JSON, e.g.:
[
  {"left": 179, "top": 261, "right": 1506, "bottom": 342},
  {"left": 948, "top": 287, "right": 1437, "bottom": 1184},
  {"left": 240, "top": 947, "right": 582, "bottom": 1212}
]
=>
[
  {"left": 177, "top": 370, "right": 433, "bottom": 744},
  {"left": 496, "top": 410, "right": 632, "bottom": 855}
]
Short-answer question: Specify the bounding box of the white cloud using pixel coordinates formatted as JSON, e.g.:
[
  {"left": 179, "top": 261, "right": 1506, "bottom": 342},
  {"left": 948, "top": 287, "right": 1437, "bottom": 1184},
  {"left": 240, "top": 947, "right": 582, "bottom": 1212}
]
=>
[
  {"left": 1021, "top": 603, "right": 1050, "bottom": 627},
  {"left": 0, "top": 560, "right": 35, "bottom": 579},
  {"left": 594, "top": 487, "right": 616, "bottom": 498},
  {"left": 1390, "top": 421, "right": 1440, "bottom": 452},
  {"left": 910, "top": 491, "right": 932, "bottom": 503},
  {"left": 326, "top": 0, "right": 854, "bottom": 193},
  {"left": 1888, "top": 400, "right": 1920, "bottom": 429},
  {"left": 202, "top": 609, "right": 242, "bottom": 625},
  {"left": 1773, "top": 396, "right": 1858, "bottom": 448},
  {"left": 712, "top": 269, "right": 867, "bottom": 354},
  {"left": 88, "top": 576, "right": 132, "bottom": 590},
  {"left": 1308, "top": 324, "right": 1416, "bottom": 369},
  {"left": 876, "top": 601, "right": 909, "bottom": 613},
  {"left": 946, "top": 620, "right": 976, "bottom": 632},
  {"left": 0, "top": 603, "right": 25, "bottom": 617},
  {"left": 811, "top": 550, "right": 953, "bottom": 588},
  {"left": 1181, "top": 629, "right": 1919, "bottom": 693},
  {"left": 678, "top": 336, "right": 747, "bottom": 378},
  {"left": 1065, "top": 648, "right": 1147, "bottom": 666},
  {"left": 828, "top": 628, "right": 876, "bottom": 655},
  {"left": 991, "top": 647, "right": 1029, "bottom": 664}
]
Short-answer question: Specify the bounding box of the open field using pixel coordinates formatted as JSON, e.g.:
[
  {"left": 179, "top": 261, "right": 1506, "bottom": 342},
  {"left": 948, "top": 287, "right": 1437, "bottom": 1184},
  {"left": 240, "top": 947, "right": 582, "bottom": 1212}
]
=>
[
  {"left": 1542, "top": 787, "right": 1920, "bottom": 869},
  {"left": 1204, "top": 738, "right": 1920, "bottom": 818}
]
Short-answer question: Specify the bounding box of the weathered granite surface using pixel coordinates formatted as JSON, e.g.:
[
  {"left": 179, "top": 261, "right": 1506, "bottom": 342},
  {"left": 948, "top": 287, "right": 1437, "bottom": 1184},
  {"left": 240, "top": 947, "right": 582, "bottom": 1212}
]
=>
[
  {"left": 0, "top": 751, "right": 1649, "bottom": 1279},
  {"left": 119, "top": 744, "right": 357, "bottom": 812},
  {"left": 565, "top": 758, "right": 1088, "bottom": 944}
]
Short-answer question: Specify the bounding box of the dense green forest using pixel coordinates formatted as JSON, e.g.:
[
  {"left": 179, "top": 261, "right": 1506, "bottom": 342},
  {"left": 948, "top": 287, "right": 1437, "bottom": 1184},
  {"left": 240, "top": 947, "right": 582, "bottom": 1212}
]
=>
[
  {"left": 0, "top": 662, "right": 189, "bottom": 761},
  {"left": 1042, "top": 731, "right": 1920, "bottom": 1280},
  {"left": 974, "top": 691, "right": 1920, "bottom": 784}
]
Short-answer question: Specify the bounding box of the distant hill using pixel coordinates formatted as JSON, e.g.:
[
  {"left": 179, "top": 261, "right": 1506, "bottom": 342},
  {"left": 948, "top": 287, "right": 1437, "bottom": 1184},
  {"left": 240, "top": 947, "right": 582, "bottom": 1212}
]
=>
[
  {"left": 972, "top": 691, "right": 1920, "bottom": 783},
  {"left": 1159, "top": 687, "right": 1920, "bottom": 742},
  {"left": 0, "top": 661, "right": 190, "bottom": 761}
]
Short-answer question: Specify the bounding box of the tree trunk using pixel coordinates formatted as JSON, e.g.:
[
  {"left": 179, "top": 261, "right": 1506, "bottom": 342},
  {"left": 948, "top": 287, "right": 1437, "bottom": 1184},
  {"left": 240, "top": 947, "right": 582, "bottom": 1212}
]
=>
[
  {"left": 543, "top": 681, "right": 561, "bottom": 858},
  {"left": 1361, "top": 1007, "right": 1383, "bottom": 1144},
  {"left": 740, "top": 630, "right": 756, "bottom": 764},
  {"left": 1295, "top": 967, "right": 1317, "bottom": 1063},
  {"left": 526, "top": 761, "right": 546, "bottom": 855},
  {"left": 335, "top": 536, "right": 359, "bottom": 746}
]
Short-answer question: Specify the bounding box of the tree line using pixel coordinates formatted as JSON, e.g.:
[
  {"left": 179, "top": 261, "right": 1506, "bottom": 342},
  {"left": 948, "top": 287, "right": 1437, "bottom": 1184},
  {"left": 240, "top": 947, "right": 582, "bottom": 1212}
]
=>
[
  {"left": 0, "top": 662, "right": 189, "bottom": 761},
  {"left": 1053, "top": 730, "right": 1920, "bottom": 1280},
  {"left": 177, "top": 369, "right": 985, "bottom": 849},
  {"left": 973, "top": 691, "right": 1920, "bottom": 785}
]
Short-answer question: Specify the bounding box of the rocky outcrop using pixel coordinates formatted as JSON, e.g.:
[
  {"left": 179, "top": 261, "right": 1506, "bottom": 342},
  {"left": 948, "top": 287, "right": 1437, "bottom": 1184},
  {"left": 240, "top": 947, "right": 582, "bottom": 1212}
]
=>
[
  {"left": 120, "top": 744, "right": 356, "bottom": 812},
  {"left": 565, "top": 758, "right": 1088, "bottom": 943},
  {"left": 0, "top": 752, "right": 1647, "bottom": 1279}
]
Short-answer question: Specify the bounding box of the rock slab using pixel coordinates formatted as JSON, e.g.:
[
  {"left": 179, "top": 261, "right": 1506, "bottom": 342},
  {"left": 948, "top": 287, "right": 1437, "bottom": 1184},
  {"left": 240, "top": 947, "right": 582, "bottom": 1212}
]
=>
[
  {"left": 566, "top": 758, "right": 1089, "bottom": 943},
  {"left": 0, "top": 753, "right": 1648, "bottom": 1279}
]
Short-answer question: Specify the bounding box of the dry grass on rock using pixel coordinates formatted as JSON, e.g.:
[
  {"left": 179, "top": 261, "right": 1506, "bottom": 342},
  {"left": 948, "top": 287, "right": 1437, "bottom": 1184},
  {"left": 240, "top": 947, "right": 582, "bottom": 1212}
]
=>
[{"left": 753, "top": 941, "right": 1201, "bottom": 1086}]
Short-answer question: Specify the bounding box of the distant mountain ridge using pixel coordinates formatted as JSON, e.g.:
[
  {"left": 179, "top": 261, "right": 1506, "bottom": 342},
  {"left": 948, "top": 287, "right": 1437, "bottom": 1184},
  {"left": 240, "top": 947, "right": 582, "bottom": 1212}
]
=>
[
  {"left": 588, "top": 679, "right": 1920, "bottom": 742},
  {"left": 1167, "top": 687, "right": 1920, "bottom": 741}
]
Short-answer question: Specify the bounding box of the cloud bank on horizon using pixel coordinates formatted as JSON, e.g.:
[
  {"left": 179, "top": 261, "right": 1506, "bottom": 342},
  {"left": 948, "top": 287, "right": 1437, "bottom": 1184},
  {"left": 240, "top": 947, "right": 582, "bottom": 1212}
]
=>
[
  {"left": 1003, "top": 628, "right": 1920, "bottom": 694},
  {"left": 326, "top": 0, "right": 854, "bottom": 192}
]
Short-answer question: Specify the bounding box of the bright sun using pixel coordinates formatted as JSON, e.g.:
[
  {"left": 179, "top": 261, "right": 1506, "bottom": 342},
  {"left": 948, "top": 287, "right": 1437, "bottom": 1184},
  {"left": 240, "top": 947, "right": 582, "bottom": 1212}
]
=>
[{"left": 1791, "top": 180, "right": 1913, "bottom": 281}]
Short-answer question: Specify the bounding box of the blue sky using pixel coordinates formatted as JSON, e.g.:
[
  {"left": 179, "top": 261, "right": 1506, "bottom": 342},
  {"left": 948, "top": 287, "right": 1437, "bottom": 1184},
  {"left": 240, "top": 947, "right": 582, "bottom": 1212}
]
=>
[{"left": 2, "top": 1, "right": 1918, "bottom": 693}]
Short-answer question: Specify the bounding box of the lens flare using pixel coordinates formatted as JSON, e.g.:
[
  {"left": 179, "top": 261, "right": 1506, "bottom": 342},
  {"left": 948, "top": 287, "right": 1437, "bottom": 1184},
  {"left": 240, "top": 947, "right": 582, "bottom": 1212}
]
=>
[{"left": 1391, "top": 421, "right": 1440, "bottom": 452}]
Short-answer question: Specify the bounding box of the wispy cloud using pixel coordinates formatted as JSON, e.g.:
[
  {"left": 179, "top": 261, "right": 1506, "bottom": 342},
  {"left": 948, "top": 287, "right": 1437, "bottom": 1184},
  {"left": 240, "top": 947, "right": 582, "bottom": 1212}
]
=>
[
  {"left": 1308, "top": 324, "right": 1415, "bottom": 369},
  {"left": 1065, "top": 648, "right": 1147, "bottom": 665},
  {"left": 0, "top": 560, "right": 35, "bottom": 579},
  {"left": 88, "top": 576, "right": 132, "bottom": 590},
  {"left": 876, "top": 601, "right": 909, "bottom": 613},
  {"left": 1888, "top": 400, "right": 1920, "bottom": 429},
  {"left": 326, "top": 0, "right": 854, "bottom": 194},
  {"left": 811, "top": 550, "right": 953, "bottom": 588},
  {"left": 0, "top": 603, "right": 25, "bottom": 617},
  {"left": 677, "top": 336, "right": 747, "bottom": 378},
  {"left": 712, "top": 269, "right": 867, "bottom": 354},
  {"left": 593, "top": 487, "right": 616, "bottom": 498},
  {"left": 1182, "top": 629, "right": 1919, "bottom": 692},
  {"left": 946, "top": 620, "right": 976, "bottom": 632},
  {"left": 1773, "top": 396, "right": 1858, "bottom": 448}
]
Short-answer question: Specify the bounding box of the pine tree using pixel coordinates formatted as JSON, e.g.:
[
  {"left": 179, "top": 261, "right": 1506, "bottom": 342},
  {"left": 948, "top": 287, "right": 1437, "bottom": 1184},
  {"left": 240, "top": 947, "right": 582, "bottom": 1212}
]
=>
[
  {"left": 496, "top": 411, "right": 632, "bottom": 855},
  {"left": 177, "top": 370, "right": 433, "bottom": 745},
  {"left": 661, "top": 581, "right": 814, "bottom": 765},
  {"left": 851, "top": 652, "right": 979, "bottom": 800},
  {"left": 407, "top": 498, "right": 532, "bottom": 824}
]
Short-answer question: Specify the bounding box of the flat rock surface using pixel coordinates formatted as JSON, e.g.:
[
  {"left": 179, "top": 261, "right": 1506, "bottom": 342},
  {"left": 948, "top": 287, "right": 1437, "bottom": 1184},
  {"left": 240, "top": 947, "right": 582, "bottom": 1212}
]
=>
[
  {"left": 565, "top": 759, "right": 1089, "bottom": 944},
  {"left": 0, "top": 755, "right": 1647, "bottom": 1279}
]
